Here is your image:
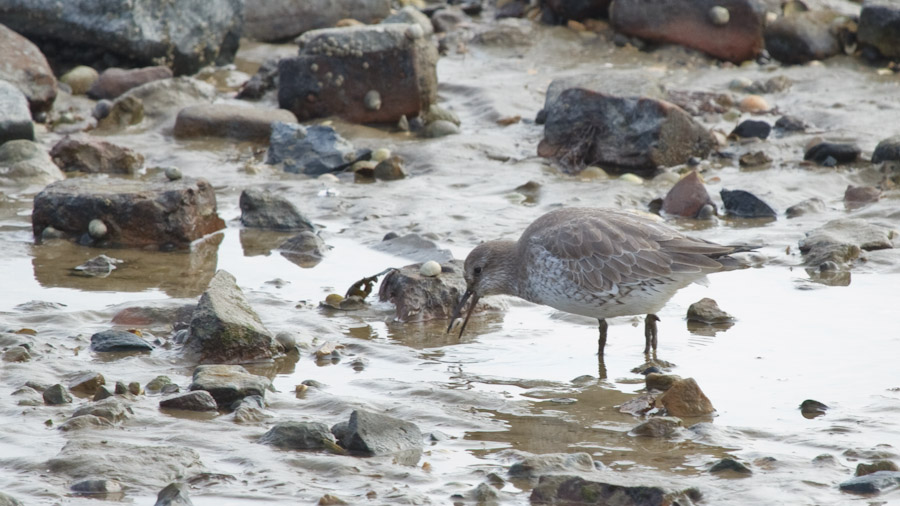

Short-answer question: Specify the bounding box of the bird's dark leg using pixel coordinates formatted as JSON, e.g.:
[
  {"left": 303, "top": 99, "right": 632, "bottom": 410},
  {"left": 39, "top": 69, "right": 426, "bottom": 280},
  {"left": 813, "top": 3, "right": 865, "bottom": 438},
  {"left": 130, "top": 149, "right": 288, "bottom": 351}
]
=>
[
  {"left": 644, "top": 314, "right": 660, "bottom": 354},
  {"left": 597, "top": 318, "right": 608, "bottom": 356}
]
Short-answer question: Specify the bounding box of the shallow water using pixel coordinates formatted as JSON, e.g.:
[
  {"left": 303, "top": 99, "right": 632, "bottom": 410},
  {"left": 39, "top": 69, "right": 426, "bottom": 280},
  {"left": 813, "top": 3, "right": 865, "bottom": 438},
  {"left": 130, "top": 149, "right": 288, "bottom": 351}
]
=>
[{"left": 2, "top": 7, "right": 900, "bottom": 505}]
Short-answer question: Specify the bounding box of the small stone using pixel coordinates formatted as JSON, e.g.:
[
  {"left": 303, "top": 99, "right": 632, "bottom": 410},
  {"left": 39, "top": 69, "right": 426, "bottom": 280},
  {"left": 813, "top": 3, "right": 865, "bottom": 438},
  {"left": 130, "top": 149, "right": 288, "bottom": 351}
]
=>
[
  {"left": 709, "top": 6, "right": 730, "bottom": 25},
  {"left": 373, "top": 155, "right": 406, "bottom": 180},
  {"left": 844, "top": 185, "right": 881, "bottom": 209},
  {"left": 73, "top": 255, "right": 122, "bottom": 277},
  {"left": 839, "top": 471, "right": 900, "bottom": 495},
  {"left": 720, "top": 189, "right": 777, "bottom": 218},
  {"left": 406, "top": 23, "right": 424, "bottom": 40},
  {"left": 319, "top": 494, "right": 348, "bottom": 506},
  {"left": 115, "top": 381, "right": 128, "bottom": 394},
  {"left": 93, "top": 386, "right": 114, "bottom": 401},
  {"left": 164, "top": 167, "right": 183, "bottom": 181},
  {"left": 775, "top": 115, "right": 807, "bottom": 132},
  {"left": 423, "top": 119, "right": 459, "bottom": 138},
  {"left": 618, "top": 173, "right": 644, "bottom": 185},
  {"left": 43, "top": 384, "right": 73, "bottom": 405},
  {"left": 800, "top": 399, "right": 828, "bottom": 418},
  {"left": 372, "top": 148, "right": 391, "bottom": 162},
  {"left": 60, "top": 66, "right": 100, "bottom": 96},
  {"left": 656, "top": 377, "right": 715, "bottom": 416},
  {"left": 631, "top": 416, "right": 683, "bottom": 437},
  {"left": 146, "top": 375, "right": 173, "bottom": 393},
  {"left": 159, "top": 390, "right": 219, "bottom": 412},
  {"left": 804, "top": 142, "right": 860, "bottom": 165},
  {"left": 324, "top": 294, "right": 344, "bottom": 309},
  {"left": 88, "top": 219, "right": 108, "bottom": 239},
  {"left": 739, "top": 95, "right": 770, "bottom": 113},
  {"left": 739, "top": 151, "right": 772, "bottom": 167},
  {"left": 260, "top": 421, "right": 337, "bottom": 450},
  {"left": 154, "top": 482, "right": 193, "bottom": 506},
  {"left": 730, "top": 120, "right": 771, "bottom": 139},
  {"left": 710, "top": 458, "right": 752, "bottom": 474},
  {"left": 646, "top": 373, "right": 681, "bottom": 392},
  {"left": 687, "top": 298, "right": 734, "bottom": 324},
  {"left": 3, "top": 346, "right": 31, "bottom": 362},
  {"left": 71, "top": 478, "right": 123, "bottom": 496},
  {"left": 69, "top": 371, "right": 105, "bottom": 396},
  {"left": 93, "top": 100, "right": 113, "bottom": 120},
  {"left": 363, "top": 90, "right": 381, "bottom": 111},
  {"left": 857, "top": 461, "right": 900, "bottom": 477},
  {"left": 128, "top": 381, "right": 142, "bottom": 395},
  {"left": 419, "top": 260, "right": 441, "bottom": 277}
]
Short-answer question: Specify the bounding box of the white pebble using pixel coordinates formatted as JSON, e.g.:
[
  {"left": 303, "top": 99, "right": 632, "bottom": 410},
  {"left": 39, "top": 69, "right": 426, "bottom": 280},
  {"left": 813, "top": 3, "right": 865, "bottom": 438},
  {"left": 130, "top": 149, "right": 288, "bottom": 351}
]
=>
[
  {"left": 372, "top": 148, "right": 391, "bottom": 162},
  {"left": 88, "top": 219, "right": 108, "bottom": 239},
  {"left": 709, "top": 6, "right": 730, "bottom": 25},
  {"left": 419, "top": 260, "right": 441, "bottom": 277},
  {"left": 618, "top": 173, "right": 644, "bottom": 185},
  {"left": 406, "top": 24, "right": 424, "bottom": 40},
  {"left": 164, "top": 167, "right": 182, "bottom": 180}
]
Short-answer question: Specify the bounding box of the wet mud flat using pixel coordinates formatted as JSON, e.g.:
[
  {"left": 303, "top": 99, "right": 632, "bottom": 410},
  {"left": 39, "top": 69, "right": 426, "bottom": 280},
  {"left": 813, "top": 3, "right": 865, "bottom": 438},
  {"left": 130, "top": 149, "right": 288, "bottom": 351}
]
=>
[{"left": 2, "top": 1, "right": 900, "bottom": 505}]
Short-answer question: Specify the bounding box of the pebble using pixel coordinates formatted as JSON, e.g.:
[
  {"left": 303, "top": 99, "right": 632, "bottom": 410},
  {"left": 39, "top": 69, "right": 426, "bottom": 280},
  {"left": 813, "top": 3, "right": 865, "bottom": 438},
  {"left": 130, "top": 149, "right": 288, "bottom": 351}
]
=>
[
  {"left": 579, "top": 166, "right": 608, "bottom": 180},
  {"left": 800, "top": 399, "right": 828, "bottom": 418},
  {"left": 88, "top": 219, "right": 108, "bottom": 239},
  {"left": 424, "top": 119, "right": 459, "bottom": 138},
  {"left": 372, "top": 148, "right": 391, "bottom": 162},
  {"left": 618, "top": 173, "right": 643, "bottom": 185},
  {"left": 364, "top": 90, "right": 381, "bottom": 111},
  {"left": 709, "top": 458, "right": 752, "bottom": 474},
  {"left": 730, "top": 119, "right": 771, "bottom": 139},
  {"left": 419, "top": 260, "right": 441, "bottom": 277},
  {"left": 60, "top": 66, "right": 100, "bottom": 95},
  {"left": 374, "top": 156, "right": 406, "bottom": 180},
  {"left": 709, "top": 6, "right": 730, "bottom": 25},
  {"left": 164, "top": 167, "right": 182, "bottom": 181},
  {"left": 43, "top": 384, "right": 73, "bottom": 405},
  {"left": 739, "top": 95, "right": 770, "bottom": 113},
  {"left": 720, "top": 189, "right": 777, "bottom": 218}
]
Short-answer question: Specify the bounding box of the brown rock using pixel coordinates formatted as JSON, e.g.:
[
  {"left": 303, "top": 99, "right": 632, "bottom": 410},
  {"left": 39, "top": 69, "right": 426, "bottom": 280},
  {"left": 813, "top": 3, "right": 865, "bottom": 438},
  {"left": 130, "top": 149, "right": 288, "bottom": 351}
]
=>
[
  {"left": 68, "top": 372, "right": 105, "bottom": 396},
  {"left": 32, "top": 176, "right": 225, "bottom": 249},
  {"left": 645, "top": 373, "right": 681, "bottom": 392},
  {"left": 50, "top": 135, "right": 144, "bottom": 175},
  {"left": 88, "top": 66, "right": 174, "bottom": 100},
  {"left": 174, "top": 104, "right": 298, "bottom": 142},
  {"left": 610, "top": 0, "right": 765, "bottom": 63},
  {"left": 662, "top": 171, "right": 714, "bottom": 218},
  {"left": 631, "top": 416, "right": 683, "bottom": 437},
  {"left": 0, "top": 23, "right": 57, "bottom": 113},
  {"left": 844, "top": 185, "right": 881, "bottom": 210},
  {"left": 686, "top": 297, "right": 734, "bottom": 324},
  {"left": 543, "top": 0, "right": 611, "bottom": 21},
  {"left": 278, "top": 24, "right": 439, "bottom": 123},
  {"left": 243, "top": 0, "right": 391, "bottom": 42},
  {"left": 656, "top": 377, "right": 715, "bottom": 416},
  {"left": 373, "top": 155, "right": 406, "bottom": 181}
]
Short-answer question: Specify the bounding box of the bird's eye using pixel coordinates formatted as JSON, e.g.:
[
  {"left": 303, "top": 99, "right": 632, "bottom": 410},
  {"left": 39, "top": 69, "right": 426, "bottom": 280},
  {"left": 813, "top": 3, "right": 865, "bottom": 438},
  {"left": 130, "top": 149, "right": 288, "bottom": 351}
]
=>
[{"left": 473, "top": 266, "right": 482, "bottom": 276}]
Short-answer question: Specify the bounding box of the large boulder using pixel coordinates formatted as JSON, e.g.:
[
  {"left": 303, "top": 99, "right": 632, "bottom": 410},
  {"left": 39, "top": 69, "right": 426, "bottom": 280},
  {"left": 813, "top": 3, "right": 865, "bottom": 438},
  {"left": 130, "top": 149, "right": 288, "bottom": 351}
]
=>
[
  {"left": 31, "top": 176, "right": 225, "bottom": 249},
  {"left": 610, "top": 0, "right": 765, "bottom": 63},
  {"left": 858, "top": 0, "right": 900, "bottom": 60},
  {"left": 244, "top": 0, "right": 391, "bottom": 42},
  {"left": 279, "top": 24, "right": 439, "bottom": 123},
  {"left": 0, "top": 23, "right": 57, "bottom": 113},
  {"left": 538, "top": 87, "right": 716, "bottom": 175},
  {"left": 0, "top": 80, "right": 34, "bottom": 145},
  {"left": 185, "top": 270, "right": 280, "bottom": 364},
  {"left": 0, "top": 0, "right": 243, "bottom": 75}
]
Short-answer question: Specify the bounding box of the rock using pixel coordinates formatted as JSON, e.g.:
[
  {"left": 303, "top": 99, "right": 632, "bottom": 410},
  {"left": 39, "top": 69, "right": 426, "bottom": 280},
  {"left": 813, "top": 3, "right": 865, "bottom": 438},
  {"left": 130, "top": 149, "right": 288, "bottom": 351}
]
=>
[
  {"left": 60, "top": 66, "right": 99, "bottom": 95},
  {"left": 0, "top": 0, "right": 243, "bottom": 75},
  {"left": 95, "top": 95, "right": 144, "bottom": 130},
  {"left": 186, "top": 270, "right": 279, "bottom": 364},
  {"left": 799, "top": 399, "right": 828, "bottom": 418},
  {"left": 240, "top": 188, "right": 314, "bottom": 231},
  {"left": 260, "top": 421, "right": 337, "bottom": 450},
  {"left": 244, "top": 0, "right": 391, "bottom": 42},
  {"left": 609, "top": 0, "right": 765, "bottom": 63},
  {"left": 661, "top": 170, "right": 714, "bottom": 219},
  {"left": 88, "top": 66, "right": 174, "bottom": 100},
  {"left": 73, "top": 254, "right": 122, "bottom": 277},
  {"left": 372, "top": 233, "right": 454, "bottom": 263},
  {"left": 46, "top": 440, "right": 204, "bottom": 490},
  {"left": 687, "top": 298, "right": 735, "bottom": 324},
  {"left": 786, "top": 197, "right": 826, "bottom": 218},
  {"left": 709, "top": 458, "right": 752, "bottom": 474},
  {"left": 373, "top": 155, "right": 406, "bottom": 180},
  {"left": 49, "top": 135, "right": 144, "bottom": 174},
  {"left": 631, "top": 417, "right": 683, "bottom": 437},
  {"left": 159, "top": 391, "right": 219, "bottom": 412},
  {"left": 738, "top": 95, "right": 770, "bottom": 113},
  {"left": 858, "top": 1, "right": 900, "bottom": 60},
  {"left": 278, "top": 24, "right": 439, "bottom": 123},
  {"left": 379, "top": 259, "right": 493, "bottom": 322},
  {"left": 530, "top": 475, "right": 698, "bottom": 506},
  {"left": 804, "top": 142, "right": 860, "bottom": 166},
  {"left": 71, "top": 478, "right": 123, "bottom": 497},
  {"left": 844, "top": 185, "right": 881, "bottom": 210},
  {"left": 72, "top": 397, "right": 132, "bottom": 423},
  {"left": 278, "top": 231, "right": 328, "bottom": 268},
  {"left": 720, "top": 189, "right": 776, "bottom": 218},
  {"left": 857, "top": 461, "right": 899, "bottom": 477},
  {"left": 233, "top": 395, "right": 269, "bottom": 423},
  {"left": 873, "top": 135, "right": 900, "bottom": 164},
  {"left": 539, "top": 88, "right": 715, "bottom": 175},
  {"left": 0, "top": 492, "right": 23, "bottom": 506},
  {"left": 58, "top": 414, "right": 115, "bottom": 432},
  {"left": 189, "top": 364, "right": 271, "bottom": 408},
  {"left": 775, "top": 115, "right": 808, "bottom": 132},
  {"left": 739, "top": 151, "right": 772, "bottom": 167},
  {"left": 839, "top": 471, "right": 900, "bottom": 495},
  {"left": 645, "top": 373, "right": 681, "bottom": 392},
  {"left": 656, "top": 377, "right": 714, "bottom": 416},
  {"left": 764, "top": 11, "right": 842, "bottom": 64},
  {"left": 93, "top": 386, "right": 114, "bottom": 401},
  {"left": 147, "top": 376, "right": 175, "bottom": 392},
  {"left": 68, "top": 371, "right": 105, "bottom": 396},
  {"left": 798, "top": 219, "right": 896, "bottom": 267},
  {"left": 3, "top": 346, "right": 31, "bottom": 362},
  {"left": 543, "top": 0, "right": 611, "bottom": 21},
  {"left": 43, "top": 384, "right": 73, "bottom": 405},
  {"left": 174, "top": 104, "right": 298, "bottom": 142},
  {"left": 508, "top": 453, "right": 595, "bottom": 482},
  {"left": 0, "top": 23, "right": 57, "bottom": 113},
  {"left": 0, "top": 140, "right": 63, "bottom": 187},
  {"left": 335, "top": 409, "right": 423, "bottom": 456},
  {"left": 423, "top": 119, "right": 460, "bottom": 138},
  {"left": 382, "top": 6, "right": 434, "bottom": 37},
  {"left": 730, "top": 119, "right": 771, "bottom": 139},
  {"left": 154, "top": 483, "right": 193, "bottom": 506},
  {"left": 90, "top": 329, "right": 154, "bottom": 353},
  {"left": 100, "top": 77, "right": 217, "bottom": 131},
  {"left": 32, "top": 176, "right": 225, "bottom": 249},
  {"left": 0, "top": 80, "right": 34, "bottom": 145},
  {"left": 237, "top": 58, "right": 280, "bottom": 100},
  {"left": 266, "top": 122, "right": 360, "bottom": 175}
]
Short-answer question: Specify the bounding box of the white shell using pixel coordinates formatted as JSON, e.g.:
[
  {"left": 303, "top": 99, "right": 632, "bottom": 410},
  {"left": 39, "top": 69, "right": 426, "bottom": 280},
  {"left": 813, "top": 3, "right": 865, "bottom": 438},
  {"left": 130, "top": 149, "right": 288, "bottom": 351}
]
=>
[{"left": 419, "top": 260, "right": 441, "bottom": 277}]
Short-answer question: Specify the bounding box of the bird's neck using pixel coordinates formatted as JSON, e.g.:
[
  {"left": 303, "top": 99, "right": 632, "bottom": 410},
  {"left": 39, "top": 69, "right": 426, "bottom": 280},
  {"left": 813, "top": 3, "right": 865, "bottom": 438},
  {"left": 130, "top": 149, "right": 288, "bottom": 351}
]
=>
[{"left": 487, "top": 240, "right": 522, "bottom": 297}]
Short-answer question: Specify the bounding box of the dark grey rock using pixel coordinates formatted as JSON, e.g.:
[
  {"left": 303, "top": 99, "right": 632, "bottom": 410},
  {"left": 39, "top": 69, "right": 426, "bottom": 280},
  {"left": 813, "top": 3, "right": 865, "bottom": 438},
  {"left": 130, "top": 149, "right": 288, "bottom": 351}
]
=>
[
  {"left": 538, "top": 87, "right": 716, "bottom": 175},
  {"left": 0, "top": 0, "right": 243, "bottom": 75},
  {"left": 372, "top": 233, "right": 454, "bottom": 263},
  {"left": 278, "top": 231, "right": 328, "bottom": 268},
  {"left": 185, "top": 270, "right": 279, "bottom": 364},
  {"left": 71, "top": 479, "right": 123, "bottom": 496},
  {"left": 800, "top": 399, "right": 828, "bottom": 418},
  {"left": 43, "top": 384, "right": 73, "bottom": 405},
  {"left": 189, "top": 364, "right": 271, "bottom": 407},
  {"left": 775, "top": 115, "right": 808, "bottom": 132},
  {"left": 237, "top": 58, "right": 279, "bottom": 100},
  {"left": 90, "top": 330, "right": 154, "bottom": 353},
  {"left": 720, "top": 189, "right": 777, "bottom": 218},
  {"left": 765, "top": 11, "right": 842, "bottom": 64},
  {"left": 239, "top": 189, "right": 314, "bottom": 231},
  {"left": 260, "top": 421, "right": 336, "bottom": 450},
  {"left": 858, "top": 1, "right": 900, "bottom": 60},
  {"left": 710, "top": 458, "right": 752, "bottom": 474},
  {"left": 804, "top": 142, "right": 860, "bottom": 165},
  {"left": 508, "top": 453, "right": 595, "bottom": 482},
  {"left": 873, "top": 135, "right": 900, "bottom": 164},
  {"left": 93, "top": 385, "right": 114, "bottom": 401},
  {"left": 154, "top": 482, "right": 194, "bottom": 506},
  {"left": 159, "top": 391, "right": 218, "bottom": 412},
  {"left": 543, "top": 0, "right": 610, "bottom": 21},
  {"left": 839, "top": 471, "right": 900, "bottom": 494},
  {"left": 530, "top": 475, "right": 699, "bottom": 506},
  {"left": 233, "top": 395, "right": 269, "bottom": 423},
  {"left": 244, "top": 0, "right": 391, "bottom": 42},
  {"left": 0, "top": 80, "right": 34, "bottom": 145},
  {"left": 730, "top": 119, "right": 771, "bottom": 139},
  {"left": 266, "top": 122, "right": 357, "bottom": 175},
  {"left": 336, "top": 409, "right": 423, "bottom": 456}
]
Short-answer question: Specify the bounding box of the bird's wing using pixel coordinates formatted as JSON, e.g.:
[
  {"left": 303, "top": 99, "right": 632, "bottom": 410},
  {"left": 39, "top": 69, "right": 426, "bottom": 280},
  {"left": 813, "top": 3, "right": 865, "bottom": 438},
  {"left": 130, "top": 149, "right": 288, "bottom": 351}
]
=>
[{"left": 526, "top": 209, "right": 731, "bottom": 294}]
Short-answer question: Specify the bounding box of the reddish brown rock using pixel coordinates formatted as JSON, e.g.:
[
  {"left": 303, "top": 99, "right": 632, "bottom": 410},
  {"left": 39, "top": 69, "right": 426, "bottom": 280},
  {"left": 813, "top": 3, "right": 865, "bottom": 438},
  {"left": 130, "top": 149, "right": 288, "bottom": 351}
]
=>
[
  {"left": 661, "top": 171, "right": 714, "bottom": 218},
  {"left": 844, "top": 185, "right": 881, "bottom": 210},
  {"left": 610, "top": 0, "right": 765, "bottom": 63},
  {"left": 278, "top": 24, "right": 439, "bottom": 123},
  {"left": 174, "top": 104, "right": 298, "bottom": 142},
  {"left": 244, "top": 0, "right": 391, "bottom": 42},
  {"left": 32, "top": 176, "right": 225, "bottom": 249},
  {"left": 88, "top": 66, "right": 174, "bottom": 100},
  {"left": 542, "top": 0, "right": 612, "bottom": 21},
  {"left": 656, "top": 377, "right": 715, "bottom": 416},
  {"left": 50, "top": 135, "right": 144, "bottom": 175},
  {"left": 0, "top": 23, "right": 57, "bottom": 113}
]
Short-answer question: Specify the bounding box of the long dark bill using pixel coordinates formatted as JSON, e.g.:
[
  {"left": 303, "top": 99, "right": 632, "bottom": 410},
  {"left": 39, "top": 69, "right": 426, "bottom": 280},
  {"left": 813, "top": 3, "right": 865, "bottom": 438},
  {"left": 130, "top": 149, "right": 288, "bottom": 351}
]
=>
[{"left": 447, "top": 289, "right": 480, "bottom": 338}]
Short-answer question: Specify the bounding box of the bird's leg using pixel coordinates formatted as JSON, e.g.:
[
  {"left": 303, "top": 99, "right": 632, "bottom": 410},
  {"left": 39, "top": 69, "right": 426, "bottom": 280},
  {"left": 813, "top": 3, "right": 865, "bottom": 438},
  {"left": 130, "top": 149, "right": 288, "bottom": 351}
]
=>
[
  {"left": 597, "top": 318, "right": 608, "bottom": 356},
  {"left": 644, "top": 314, "right": 660, "bottom": 354}
]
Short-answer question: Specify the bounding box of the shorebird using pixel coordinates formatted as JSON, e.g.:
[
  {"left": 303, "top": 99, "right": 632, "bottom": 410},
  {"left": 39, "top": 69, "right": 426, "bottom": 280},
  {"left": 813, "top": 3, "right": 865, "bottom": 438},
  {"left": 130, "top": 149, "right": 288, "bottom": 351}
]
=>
[{"left": 448, "top": 207, "right": 738, "bottom": 356}]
